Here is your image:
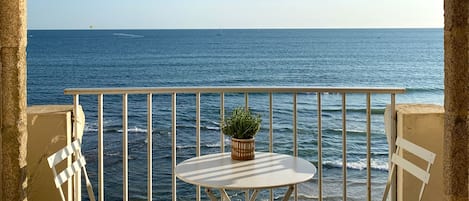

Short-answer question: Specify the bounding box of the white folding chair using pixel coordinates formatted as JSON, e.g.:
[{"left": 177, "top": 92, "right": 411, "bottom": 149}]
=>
[
  {"left": 47, "top": 140, "right": 96, "bottom": 201},
  {"left": 382, "top": 136, "right": 436, "bottom": 201}
]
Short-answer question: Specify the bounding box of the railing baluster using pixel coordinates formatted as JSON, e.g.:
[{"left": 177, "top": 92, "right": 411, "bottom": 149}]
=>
[
  {"left": 196, "top": 92, "right": 201, "bottom": 201},
  {"left": 317, "top": 92, "right": 323, "bottom": 201},
  {"left": 98, "top": 94, "right": 104, "bottom": 201},
  {"left": 245, "top": 92, "right": 249, "bottom": 110},
  {"left": 342, "top": 93, "right": 347, "bottom": 201},
  {"left": 196, "top": 93, "right": 201, "bottom": 157},
  {"left": 147, "top": 93, "right": 153, "bottom": 201},
  {"left": 293, "top": 93, "right": 298, "bottom": 201},
  {"left": 366, "top": 93, "right": 371, "bottom": 201},
  {"left": 293, "top": 93, "right": 298, "bottom": 156},
  {"left": 73, "top": 94, "right": 81, "bottom": 201},
  {"left": 390, "top": 93, "right": 397, "bottom": 201},
  {"left": 220, "top": 93, "right": 225, "bottom": 153},
  {"left": 245, "top": 92, "right": 250, "bottom": 201},
  {"left": 269, "top": 92, "right": 273, "bottom": 153},
  {"left": 123, "top": 94, "right": 128, "bottom": 201},
  {"left": 172, "top": 93, "right": 177, "bottom": 201},
  {"left": 269, "top": 92, "right": 274, "bottom": 201}
]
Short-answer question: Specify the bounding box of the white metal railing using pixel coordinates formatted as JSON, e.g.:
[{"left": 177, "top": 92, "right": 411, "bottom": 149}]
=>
[{"left": 65, "top": 86, "right": 404, "bottom": 201}]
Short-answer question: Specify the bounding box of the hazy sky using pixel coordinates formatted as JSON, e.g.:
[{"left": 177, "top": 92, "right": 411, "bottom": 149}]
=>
[{"left": 28, "top": 0, "right": 444, "bottom": 29}]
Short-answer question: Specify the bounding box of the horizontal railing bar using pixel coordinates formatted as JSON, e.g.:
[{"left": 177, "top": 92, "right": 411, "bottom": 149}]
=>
[{"left": 65, "top": 86, "right": 405, "bottom": 95}]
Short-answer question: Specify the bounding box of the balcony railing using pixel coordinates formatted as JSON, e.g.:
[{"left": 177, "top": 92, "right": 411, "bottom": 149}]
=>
[{"left": 64, "top": 86, "right": 405, "bottom": 201}]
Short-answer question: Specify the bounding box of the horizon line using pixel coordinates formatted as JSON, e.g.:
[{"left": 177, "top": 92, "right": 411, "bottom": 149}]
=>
[{"left": 28, "top": 26, "right": 444, "bottom": 31}]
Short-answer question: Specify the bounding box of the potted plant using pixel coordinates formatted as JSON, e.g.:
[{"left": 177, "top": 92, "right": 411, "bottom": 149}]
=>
[{"left": 222, "top": 107, "right": 262, "bottom": 160}]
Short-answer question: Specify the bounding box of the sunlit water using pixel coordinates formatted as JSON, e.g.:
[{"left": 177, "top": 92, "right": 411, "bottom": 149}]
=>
[{"left": 27, "top": 29, "right": 443, "bottom": 200}]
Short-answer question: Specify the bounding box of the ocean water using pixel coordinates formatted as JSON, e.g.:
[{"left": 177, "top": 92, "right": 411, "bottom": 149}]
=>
[{"left": 27, "top": 29, "right": 443, "bottom": 200}]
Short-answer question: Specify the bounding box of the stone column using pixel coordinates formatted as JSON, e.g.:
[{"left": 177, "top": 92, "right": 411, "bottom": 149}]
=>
[
  {"left": 444, "top": 0, "right": 469, "bottom": 200},
  {"left": 0, "top": 33, "right": 2, "bottom": 201},
  {"left": 0, "top": 30, "right": 2, "bottom": 201},
  {"left": 0, "top": 0, "right": 28, "bottom": 201}
]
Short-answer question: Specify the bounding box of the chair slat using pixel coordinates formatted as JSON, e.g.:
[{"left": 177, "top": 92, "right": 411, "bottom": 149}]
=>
[
  {"left": 53, "top": 153, "right": 86, "bottom": 187},
  {"left": 47, "top": 140, "right": 81, "bottom": 167},
  {"left": 396, "top": 137, "right": 436, "bottom": 164},
  {"left": 391, "top": 154, "right": 430, "bottom": 183}
]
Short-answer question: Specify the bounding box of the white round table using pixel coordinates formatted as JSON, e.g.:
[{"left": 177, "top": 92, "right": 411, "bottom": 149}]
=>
[{"left": 175, "top": 152, "right": 316, "bottom": 201}]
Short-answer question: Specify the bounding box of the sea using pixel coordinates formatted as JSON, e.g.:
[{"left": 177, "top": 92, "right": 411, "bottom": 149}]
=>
[{"left": 26, "top": 29, "right": 443, "bottom": 201}]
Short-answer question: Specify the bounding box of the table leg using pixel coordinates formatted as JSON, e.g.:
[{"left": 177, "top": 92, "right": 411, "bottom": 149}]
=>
[
  {"left": 205, "top": 188, "right": 262, "bottom": 201},
  {"left": 282, "top": 185, "right": 295, "bottom": 201},
  {"left": 249, "top": 189, "right": 259, "bottom": 201},
  {"left": 205, "top": 188, "right": 218, "bottom": 201},
  {"left": 219, "top": 188, "right": 231, "bottom": 201}
]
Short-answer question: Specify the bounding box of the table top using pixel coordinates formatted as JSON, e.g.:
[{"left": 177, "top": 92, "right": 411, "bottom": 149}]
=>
[{"left": 175, "top": 152, "right": 316, "bottom": 190}]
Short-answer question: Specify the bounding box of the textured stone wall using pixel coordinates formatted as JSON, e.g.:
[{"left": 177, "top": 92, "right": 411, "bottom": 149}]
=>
[
  {"left": 0, "top": 0, "right": 28, "bottom": 200},
  {"left": 444, "top": 0, "right": 469, "bottom": 200},
  {"left": 0, "top": 29, "right": 2, "bottom": 201}
]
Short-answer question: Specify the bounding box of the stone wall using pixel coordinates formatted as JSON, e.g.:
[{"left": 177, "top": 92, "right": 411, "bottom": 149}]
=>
[
  {"left": 0, "top": 27, "right": 3, "bottom": 201},
  {"left": 0, "top": 0, "right": 28, "bottom": 200},
  {"left": 444, "top": 0, "right": 469, "bottom": 200}
]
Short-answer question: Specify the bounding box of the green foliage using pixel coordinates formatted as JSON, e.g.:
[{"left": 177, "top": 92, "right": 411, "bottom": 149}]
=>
[{"left": 222, "top": 107, "right": 261, "bottom": 139}]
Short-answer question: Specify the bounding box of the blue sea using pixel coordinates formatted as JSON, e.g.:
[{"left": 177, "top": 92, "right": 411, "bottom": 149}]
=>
[{"left": 27, "top": 29, "right": 443, "bottom": 201}]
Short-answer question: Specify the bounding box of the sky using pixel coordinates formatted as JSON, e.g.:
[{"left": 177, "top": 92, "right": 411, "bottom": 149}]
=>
[{"left": 28, "top": 0, "right": 444, "bottom": 30}]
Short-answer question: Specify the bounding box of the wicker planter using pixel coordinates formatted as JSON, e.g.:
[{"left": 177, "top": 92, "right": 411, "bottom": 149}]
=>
[{"left": 231, "top": 138, "right": 255, "bottom": 160}]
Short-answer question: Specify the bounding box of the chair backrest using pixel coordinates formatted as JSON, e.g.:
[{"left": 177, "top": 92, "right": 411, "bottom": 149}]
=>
[
  {"left": 47, "top": 140, "right": 96, "bottom": 201},
  {"left": 382, "top": 137, "right": 436, "bottom": 201}
]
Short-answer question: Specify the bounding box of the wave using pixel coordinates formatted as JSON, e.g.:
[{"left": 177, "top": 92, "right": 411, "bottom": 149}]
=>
[
  {"left": 118, "top": 126, "right": 148, "bottom": 133},
  {"left": 112, "top": 33, "right": 144, "bottom": 38},
  {"left": 84, "top": 125, "right": 385, "bottom": 136},
  {"left": 171, "top": 124, "right": 220, "bottom": 131},
  {"left": 85, "top": 125, "right": 148, "bottom": 133},
  {"left": 322, "top": 108, "right": 386, "bottom": 115},
  {"left": 323, "top": 158, "right": 388, "bottom": 171},
  {"left": 84, "top": 127, "right": 98, "bottom": 132},
  {"left": 84, "top": 125, "right": 220, "bottom": 135},
  {"left": 295, "top": 194, "right": 343, "bottom": 201},
  {"left": 329, "top": 128, "right": 366, "bottom": 135},
  {"left": 327, "top": 128, "right": 386, "bottom": 135},
  {"left": 176, "top": 143, "right": 225, "bottom": 149},
  {"left": 206, "top": 126, "right": 220, "bottom": 131}
]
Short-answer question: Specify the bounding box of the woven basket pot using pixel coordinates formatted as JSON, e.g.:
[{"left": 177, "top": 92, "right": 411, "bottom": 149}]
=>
[{"left": 231, "top": 138, "right": 255, "bottom": 160}]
